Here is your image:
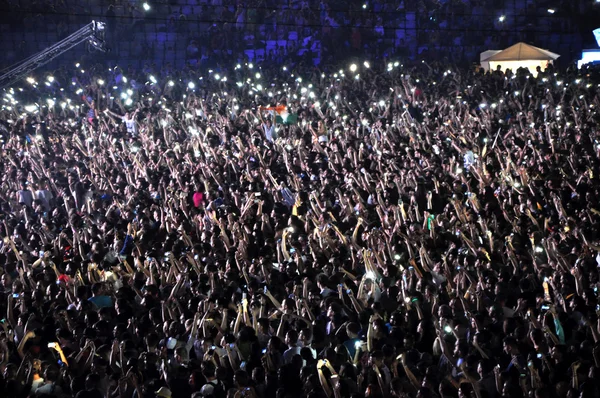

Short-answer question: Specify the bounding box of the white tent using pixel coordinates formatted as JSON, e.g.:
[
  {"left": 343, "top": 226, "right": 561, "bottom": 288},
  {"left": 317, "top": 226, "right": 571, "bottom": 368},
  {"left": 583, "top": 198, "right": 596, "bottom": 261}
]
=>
[{"left": 480, "top": 42, "right": 559, "bottom": 77}]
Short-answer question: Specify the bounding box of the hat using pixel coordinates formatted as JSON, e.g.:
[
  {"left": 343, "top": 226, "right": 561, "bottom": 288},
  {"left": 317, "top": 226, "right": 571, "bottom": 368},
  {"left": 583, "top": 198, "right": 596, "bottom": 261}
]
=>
[{"left": 155, "top": 387, "right": 172, "bottom": 398}]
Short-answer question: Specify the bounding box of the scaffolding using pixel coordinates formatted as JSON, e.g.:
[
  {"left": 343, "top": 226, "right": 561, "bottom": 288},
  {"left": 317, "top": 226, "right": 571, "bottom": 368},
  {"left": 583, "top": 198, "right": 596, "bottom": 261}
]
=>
[{"left": 0, "top": 21, "right": 107, "bottom": 89}]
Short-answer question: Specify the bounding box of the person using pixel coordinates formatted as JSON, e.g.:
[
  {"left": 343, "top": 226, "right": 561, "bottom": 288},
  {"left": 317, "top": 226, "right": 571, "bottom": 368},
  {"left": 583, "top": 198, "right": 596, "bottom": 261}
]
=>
[{"left": 16, "top": 181, "right": 34, "bottom": 208}]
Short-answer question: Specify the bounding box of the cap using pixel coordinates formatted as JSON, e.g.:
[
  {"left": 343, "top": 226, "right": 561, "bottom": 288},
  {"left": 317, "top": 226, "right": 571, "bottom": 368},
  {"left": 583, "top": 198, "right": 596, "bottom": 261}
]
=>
[{"left": 155, "top": 387, "right": 172, "bottom": 398}]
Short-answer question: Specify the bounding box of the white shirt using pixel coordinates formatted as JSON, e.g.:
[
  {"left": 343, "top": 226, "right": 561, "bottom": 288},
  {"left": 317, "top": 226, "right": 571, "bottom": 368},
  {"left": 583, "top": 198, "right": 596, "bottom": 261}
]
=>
[
  {"left": 124, "top": 117, "right": 137, "bottom": 135},
  {"left": 35, "top": 189, "right": 53, "bottom": 210}
]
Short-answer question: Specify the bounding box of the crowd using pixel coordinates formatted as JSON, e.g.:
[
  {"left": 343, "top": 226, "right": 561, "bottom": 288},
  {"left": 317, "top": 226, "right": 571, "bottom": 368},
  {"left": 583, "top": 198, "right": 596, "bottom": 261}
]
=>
[
  {"left": 1, "top": 0, "right": 595, "bottom": 69},
  {"left": 1, "top": 54, "right": 600, "bottom": 398}
]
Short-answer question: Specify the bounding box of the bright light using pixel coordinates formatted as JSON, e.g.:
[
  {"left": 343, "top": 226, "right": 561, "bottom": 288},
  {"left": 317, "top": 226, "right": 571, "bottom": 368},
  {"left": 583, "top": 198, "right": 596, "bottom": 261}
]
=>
[
  {"left": 547, "top": 8, "right": 555, "bottom": 13},
  {"left": 122, "top": 76, "right": 127, "bottom": 83},
  {"left": 75, "top": 63, "right": 80, "bottom": 68},
  {"left": 365, "top": 271, "right": 375, "bottom": 280},
  {"left": 188, "top": 82, "right": 195, "bottom": 89},
  {"left": 26, "top": 77, "right": 35, "bottom": 85},
  {"left": 282, "top": 66, "right": 287, "bottom": 71},
  {"left": 46, "top": 99, "right": 55, "bottom": 107},
  {"left": 362, "top": 3, "right": 367, "bottom": 9},
  {"left": 255, "top": 73, "right": 261, "bottom": 79},
  {"left": 378, "top": 100, "right": 385, "bottom": 106},
  {"left": 97, "top": 79, "right": 104, "bottom": 85},
  {"left": 143, "top": 2, "right": 150, "bottom": 11},
  {"left": 125, "top": 98, "right": 133, "bottom": 106},
  {"left": 24, "top": 105, "right": 37, "bottom": 112},
  {"left": 248, "top": 63, "right": 254, "bottom": 69},
  {"left": 149, "top": 75, "right": 157, "bottom": 84},
  {"left": 349, "top": 64, "right": 357, "bottom": 72},
  {"left": 214, "top": 74, "right": 220, "bottom": 80},
  {"left": 535, "top": 246, "right": 544, "bottom": 253},
  {"left": 168, "top": 80, "right": 174, "bottom": 87},
  {"left": 363, "top": 61, "right": 370, "bottom": 68},
  {"left": 256, "top": 84, "right": 262, "bottom": 90},
  {"left": 499, "top": 15, "right": 505, "bottom": 22},
  {"left": 47, "top": 76, "right": 54, "bottom": 82}
]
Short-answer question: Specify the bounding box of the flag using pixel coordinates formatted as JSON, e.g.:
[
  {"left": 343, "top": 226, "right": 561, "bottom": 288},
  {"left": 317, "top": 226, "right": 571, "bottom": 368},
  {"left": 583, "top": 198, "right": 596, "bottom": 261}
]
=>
[{"left": 259, "top": 104, "right": 298, "bottom": 125}]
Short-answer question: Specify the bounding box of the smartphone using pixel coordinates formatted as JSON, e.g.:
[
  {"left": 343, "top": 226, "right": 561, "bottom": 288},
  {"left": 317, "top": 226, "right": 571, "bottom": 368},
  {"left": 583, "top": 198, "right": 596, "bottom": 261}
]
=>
[
  {"left": 211, "top": 345, "right": 217, "bottom": 350},
  {"left": 290, "top": 248, "right": 296, "bottom": 254},
  {"left": 48, "top": 343, "right": 56, "bottom": 348},
  {"left": 537, "top": 353, "right": 542, "bottom": 359},
  {"left": 263, "top": 286, "right": 267, "bottom": 294},
  {"left": 262, "top": 348, "right": 267, "bottom": 354},
  {"left": 12, "top": 293, "right": 19, "bottom": 299},
  {"left": 541, "top": 305, "right": 550, "bottom": 311},
  {"left": 39, "top": 250, "right": 45, "bottom": 257},
  {"left": 242, "top": 292, "right": 247, "bottom": 301},
  {"left": 229, "top": 343, "right": 235, "bottom": 349},
  {"left": 346, "top": 289, "right": 352, "bottom": 294}
]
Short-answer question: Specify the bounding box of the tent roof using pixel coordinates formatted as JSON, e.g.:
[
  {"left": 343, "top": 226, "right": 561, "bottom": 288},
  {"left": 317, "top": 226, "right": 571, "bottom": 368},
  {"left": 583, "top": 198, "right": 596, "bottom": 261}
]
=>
[{"left": 482, "top": 42, "right": 560, "bottom": 62}]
